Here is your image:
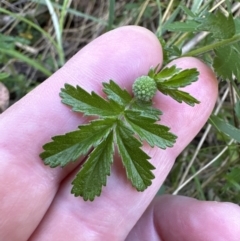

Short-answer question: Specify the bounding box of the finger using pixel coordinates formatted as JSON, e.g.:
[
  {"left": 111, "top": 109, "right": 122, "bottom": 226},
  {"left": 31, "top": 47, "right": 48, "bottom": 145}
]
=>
[
  {"left": 0, "top": 26, "right": 163, "bottom": 241},
  {"left": 126, "top": 195, "right": 240, "bottom": 241},
  {"left": 29, "top": 58, "right": 218, "bottom": 241}
]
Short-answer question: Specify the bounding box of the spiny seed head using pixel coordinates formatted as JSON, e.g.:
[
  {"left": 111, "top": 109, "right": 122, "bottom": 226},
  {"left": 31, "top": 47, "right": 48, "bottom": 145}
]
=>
[{"left": 132, "top": 76, "right": 157, "bottom": 102}]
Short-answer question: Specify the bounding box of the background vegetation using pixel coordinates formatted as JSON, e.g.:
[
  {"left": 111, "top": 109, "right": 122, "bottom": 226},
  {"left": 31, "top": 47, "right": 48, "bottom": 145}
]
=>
[{"left": 1, "top": 0, "right": 240, "bottom": 203}]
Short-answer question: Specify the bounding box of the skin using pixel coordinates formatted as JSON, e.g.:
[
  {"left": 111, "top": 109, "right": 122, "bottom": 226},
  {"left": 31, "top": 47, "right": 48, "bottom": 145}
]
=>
[{"left": 0, "top": 26, "right": 239, "bottom": 241}]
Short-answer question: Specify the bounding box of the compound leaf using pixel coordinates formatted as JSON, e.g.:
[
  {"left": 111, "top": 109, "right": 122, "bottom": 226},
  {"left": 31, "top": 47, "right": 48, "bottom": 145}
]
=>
[
  {"left": 71, "top": 131, "right": 114, "bottom": 201},
  {"left": 116, "top": 121, "right": 155, "bottom": 191},
  {"left": 40, "top": 75, "right": 199, "bottom": 201},
  {"left": 197, "top": 11, "right": 235, "bottom": 40},
  {"left": 158, "top": 87, "right": 200, "bottom": 106},
  {"left": 157, "top": 68, "right": 199, "bottom": 88},
  {"left": 151, "top": 67, "right": 200, "bottom": 106},
  {"left": 154, "top": 65, "right": 181, "bottom": 80},
  {"left": 213, "top": 43, "right": 240, "bottom": 81},
  {"left": 131, "top": 101, "right": 162, "bottom": 121},
  {"left": 103, "top": 80, "right": 132, "bottom": 106},
  {"left": 60, "top": 83, "right": 123, "bottom": 117},
  {"left": 40, "top": 118, "right": 115, "bottom": 167},
  {"left": 125, "top": 110, "right": 177, "bottom": 148}
]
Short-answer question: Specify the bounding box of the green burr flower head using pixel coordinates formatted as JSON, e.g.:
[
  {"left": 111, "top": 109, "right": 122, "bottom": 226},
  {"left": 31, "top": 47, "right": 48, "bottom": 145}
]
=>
[{"left": 132, "top": 76, "right": 157, "bottom": 102}]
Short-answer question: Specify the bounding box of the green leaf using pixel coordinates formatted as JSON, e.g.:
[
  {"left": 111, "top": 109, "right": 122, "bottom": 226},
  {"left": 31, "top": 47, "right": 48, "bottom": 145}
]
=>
[
  {"left": 103, "top": 80, "right": 132, "bottom": 106},
  {"left": 213, "top": 43, "right": 240, "bottom": 81},
  {"left": 131, "top": 101, "right": 162, "bottom": 121},
  {"left": 71, "top": 131, "right": 114, "bottom": 201},
  {"left": 0, "top": 33, "right": 30, "bottom": 48},
  {"left": 158, "top": 39, "right": 182, "bottom": 64},
  {"left": 116, "top": 121, "right": 155, "bottom": 191},
  {"left": 225, "top": 167, "right": 240, "bottom": 184},
  {"left": 157, "top": 87, "right": 200, "bottom": 106},
  {"left": 40, "top": 79, "right": 188, "bottom": 201},
  {"left": 235, "top": 18, "right": 240, "bottom": 34},
  {"left": 0, "top": 72, "right": 10, "bottom": 80},
  {"left": 60, "top": 83, "right": 123, "bottom": 117},
  {"left": 179, "top": 3, "right": 196, "bottom": 18},
  {"left": 154, "top": 65, "right": 181, "bottom": 81},
  {"left": 40, "top": 118, "right": 115, "bottom": 167},
  {"left": 225, "top": 167, "right": 240, "bottom": 190},
  {"left": 165, "top": 20, "right": 199, "bottom": 32},
  {"left": 210, "top": 115, "right": 240, "bottom": 142},
  {"left": 151, "top": 66, "right": 200, "bottom": 106},
  {"left": 103, "top": 78, "right": 162, "bottom": 120},
  {"left": 0, "top": 48, "right": 52, "bottom": 76},
  {"left": 157, "top": 68, "right": 199, "bottom": 88},
  {"left": 234, "top": 101, "right": 240, "bottom": 119},
  {"left": 190, "top": 0, "right": 203, "bottom": 14},
  {"left": 125, "top": 111, "right": 177, "bottom": 148},
  {"left": 197, "top": 11, "right": 235, "bottom": 40}
]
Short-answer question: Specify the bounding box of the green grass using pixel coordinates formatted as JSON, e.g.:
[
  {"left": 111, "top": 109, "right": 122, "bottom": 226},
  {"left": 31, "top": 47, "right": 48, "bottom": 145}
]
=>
[{"left": 1, "top": 0, "right": 240, "bottom": 203}]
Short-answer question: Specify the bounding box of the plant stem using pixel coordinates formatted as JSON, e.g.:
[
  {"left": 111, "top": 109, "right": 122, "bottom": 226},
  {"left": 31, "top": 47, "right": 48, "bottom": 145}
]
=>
[{"left": 183, "top": 33, "right": 240, "bottom": 57}]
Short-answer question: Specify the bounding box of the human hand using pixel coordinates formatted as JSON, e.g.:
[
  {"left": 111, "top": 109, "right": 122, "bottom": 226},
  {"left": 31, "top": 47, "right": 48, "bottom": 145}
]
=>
[{"left": 0, "top": 26, "right": 239, "bottom": 241}]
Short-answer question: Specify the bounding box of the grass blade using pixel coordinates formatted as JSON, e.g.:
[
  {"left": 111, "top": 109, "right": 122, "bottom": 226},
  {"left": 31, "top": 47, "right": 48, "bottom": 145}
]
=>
[
  {"left": 210, "top": 115, "right": 240, "bottom": 143},
  {"left": 0, "top": 7, "right": 61, "bottom": 70},
  {"left": 44, "top": 0, "right": 65, "bottom": 65},
  {"left": 107, "top": 0, "right": 115, "bottom": 31},
  {"left": 33, "top": 0, "right": 108, "bottom": 25},
  {"left": 59, "top": 0, "right": 71, "bottom": 35},
  {"left": 0, "top": 48, "right": 52, "bottom": 76}
]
